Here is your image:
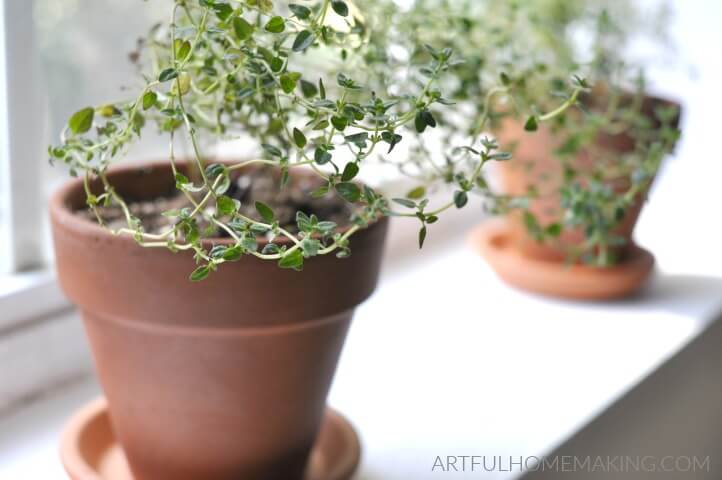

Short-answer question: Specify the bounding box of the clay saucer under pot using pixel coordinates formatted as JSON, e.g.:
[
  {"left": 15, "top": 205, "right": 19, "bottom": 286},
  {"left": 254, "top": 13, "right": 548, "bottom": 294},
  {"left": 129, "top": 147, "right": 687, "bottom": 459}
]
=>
[
  {"left": 470, "top": 221, "right": 655, "bottom": 301},
  {"left": 60, "top": 398, "right": 361, "bottom": 480}
]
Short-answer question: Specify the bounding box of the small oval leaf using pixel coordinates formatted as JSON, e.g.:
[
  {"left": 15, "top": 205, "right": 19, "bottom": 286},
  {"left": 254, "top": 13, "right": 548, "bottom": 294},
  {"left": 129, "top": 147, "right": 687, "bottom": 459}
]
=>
[
  {"left": 293, "top": 128, "right": 307, "bottom": 148},
  {"left": 292, "top": 30, "right": 315, "bottom": 52},
  {"left": 68, "top": 107, "right": 95, "bottom": 135},
  {"left": 255, "top": 201, "right": 275, "bottom": 223},
  {"left": 335, "top": 182, "right": 361, "bottom": 202},
  {"left": 332, "top": 1, "right": 349, "bottom": 17},
  {"left": 341, "top": 162, "right": 359, "bottom": 182}
]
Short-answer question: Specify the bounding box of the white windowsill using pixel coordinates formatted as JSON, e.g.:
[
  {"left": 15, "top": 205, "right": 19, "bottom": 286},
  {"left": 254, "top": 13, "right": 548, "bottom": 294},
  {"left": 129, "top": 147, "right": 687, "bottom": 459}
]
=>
[{"left": 0, "top": 270, "right": 70, "bottom": 333}]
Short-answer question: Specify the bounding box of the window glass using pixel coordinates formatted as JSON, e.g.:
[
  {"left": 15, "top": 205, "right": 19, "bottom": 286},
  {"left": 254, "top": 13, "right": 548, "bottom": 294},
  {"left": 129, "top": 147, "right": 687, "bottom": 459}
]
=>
[
  {"left": 34, "top": 0, "right": 171, "bottom": 194},
  {"left": 28, "top": 1, "right": 177, "bottom": 262}
]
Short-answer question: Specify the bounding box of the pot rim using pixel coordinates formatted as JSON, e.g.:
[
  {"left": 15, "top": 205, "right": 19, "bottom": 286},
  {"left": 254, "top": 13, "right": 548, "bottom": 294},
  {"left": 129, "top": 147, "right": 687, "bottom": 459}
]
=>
[{"left": 49, "top": 159, "right": 378, "bottom": 249}]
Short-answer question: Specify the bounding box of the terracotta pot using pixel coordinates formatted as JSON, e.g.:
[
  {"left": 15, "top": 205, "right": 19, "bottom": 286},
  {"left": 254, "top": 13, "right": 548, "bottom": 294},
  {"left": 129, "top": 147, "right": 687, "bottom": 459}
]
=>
[
  {"left": 494, "top": 92, "right": 680, "bottom": 263},
  {"left": 50, "top": 161, "right": 388, "bottom": 480}
]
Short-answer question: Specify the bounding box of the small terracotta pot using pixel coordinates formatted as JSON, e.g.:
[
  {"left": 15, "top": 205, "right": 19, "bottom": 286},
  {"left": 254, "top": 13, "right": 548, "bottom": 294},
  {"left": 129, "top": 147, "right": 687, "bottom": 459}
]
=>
[
  {"left": 494, "top": 92, "right": 680, "bottom": 263},
  {"left": 50, "top": 161, "right": 388, "bottom": 480}
]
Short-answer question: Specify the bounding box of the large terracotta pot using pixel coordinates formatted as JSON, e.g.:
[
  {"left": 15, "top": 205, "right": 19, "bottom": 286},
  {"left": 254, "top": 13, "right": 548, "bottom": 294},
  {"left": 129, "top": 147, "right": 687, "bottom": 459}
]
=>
[
  {"left": 50, "top": 161, "right": 388, "bottom": 480},
  {"left": 494, "top": 93, "right": 680, "bottom": 263}
]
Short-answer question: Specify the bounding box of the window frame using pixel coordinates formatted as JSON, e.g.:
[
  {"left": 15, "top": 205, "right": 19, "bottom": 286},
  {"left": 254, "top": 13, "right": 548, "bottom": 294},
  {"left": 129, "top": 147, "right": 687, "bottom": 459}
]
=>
[
  {"left": 0, "top": 0, "right": 79, "bottom": 409},
  {"left": 1, "top": 0, "right": 70, "bottom": 330},
  {"left": 0, "top": 0, "right": 48, "bottom": 276}
]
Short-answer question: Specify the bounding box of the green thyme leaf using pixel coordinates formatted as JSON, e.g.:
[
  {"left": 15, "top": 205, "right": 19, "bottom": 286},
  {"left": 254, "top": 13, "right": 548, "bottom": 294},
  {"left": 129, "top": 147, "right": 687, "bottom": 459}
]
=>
[
  {"left": 68, "top": 107, "right": 95, "bottom": 134},
  {"left": 524, "top": 116, "right": 539, "bottom": 132},
  {"left": 454, "top": 191, "right": 468, "bottom": 208},
  {"left": 216, "top": 195, "right": 238, "bottom": 216},
  {"left": 407, "top": 186, "right": 426, "bottom": 199},
  {"left": 159, "top": 68, "right": 178, "bottom": 82},
  {"left": 393, "top": 198, "right": 416, "bottom": 208},
  {"left": 279, "top": 249, "right": 304, "bottom": 270},
  {"left": 289, "top": 4, "right": 312, "bottom": 19},
  {"left": 335, "top": 182, "right": 361, "bottom": 202},
  {"left": 255, "top": 201, "right": 275, "bottom": 223},
  {"left": 332, "top": 1, "right": 349, "bottom": 17},
  {"left": 341, "top": 163, "right": 359, "bottom": 182},
  {"left": 293, "top": 128, "right": 307, "bottom": 148},
  {"left": 142, "top": 91, "right": 157, "bottom": 110},
  {"left": 293, "top": 30, "right": 315, "bottom": 52},
  {"left": 265, "top": 16, "right": 285, "bottom": 33},
  {"left": 190, "top": 265, "right": 211, "bottom": 282},
  {"left": 233, "top": 17, "right": 254, "bottom": 40}
]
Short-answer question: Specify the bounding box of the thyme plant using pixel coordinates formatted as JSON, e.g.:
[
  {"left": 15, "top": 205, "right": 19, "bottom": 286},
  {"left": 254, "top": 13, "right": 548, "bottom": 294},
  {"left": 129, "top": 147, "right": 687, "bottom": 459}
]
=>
[
  {"left": 50, "top": 0, "right": 583, "bottom": 279},
  {"left": 388, "top": 0, "right": 681, "bottom": 265}
]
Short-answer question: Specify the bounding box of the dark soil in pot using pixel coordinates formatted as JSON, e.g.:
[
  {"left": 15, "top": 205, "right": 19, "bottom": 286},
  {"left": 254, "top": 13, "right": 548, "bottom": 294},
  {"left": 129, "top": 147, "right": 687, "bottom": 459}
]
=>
[
  {"left": 77, "top": 165, "right": 354, "bottom": 235},
  {"left": 50, "top": 160, "right": 389, "bottom": 480}
]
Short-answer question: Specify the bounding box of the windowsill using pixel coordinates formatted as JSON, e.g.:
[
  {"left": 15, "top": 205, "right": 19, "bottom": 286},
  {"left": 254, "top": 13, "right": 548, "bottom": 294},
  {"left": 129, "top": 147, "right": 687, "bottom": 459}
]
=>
[
  {"left": 0, "top": 270, "right": 87, "bottom": 417},
  {"left": 0, "top": 270, "right": 70, "bottom": 334},
  {"left": 0, "top": 377, "right": 100, "bottom": 479}
]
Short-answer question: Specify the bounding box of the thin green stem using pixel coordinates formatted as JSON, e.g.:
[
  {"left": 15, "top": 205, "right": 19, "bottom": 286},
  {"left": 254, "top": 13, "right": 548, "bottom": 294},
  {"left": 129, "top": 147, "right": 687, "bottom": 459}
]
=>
[{"left": 539, "top": 87, "right": 583, "bottom": 123}]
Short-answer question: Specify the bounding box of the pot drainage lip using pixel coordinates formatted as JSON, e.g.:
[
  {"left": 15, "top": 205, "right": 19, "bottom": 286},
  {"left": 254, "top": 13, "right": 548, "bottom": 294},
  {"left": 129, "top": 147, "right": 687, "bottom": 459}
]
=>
[
  {"left": 60, "top": 397, "right": 361, "bottom": 480},
  {"left": 469, "top": 221, "right": 655, "bottom": 301}
]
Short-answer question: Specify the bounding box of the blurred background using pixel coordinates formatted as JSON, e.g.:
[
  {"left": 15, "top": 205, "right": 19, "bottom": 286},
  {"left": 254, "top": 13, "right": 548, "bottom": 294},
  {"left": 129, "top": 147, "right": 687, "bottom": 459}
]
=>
[{"left": 1, "top": 0, "right": 721, "bottom": 479}]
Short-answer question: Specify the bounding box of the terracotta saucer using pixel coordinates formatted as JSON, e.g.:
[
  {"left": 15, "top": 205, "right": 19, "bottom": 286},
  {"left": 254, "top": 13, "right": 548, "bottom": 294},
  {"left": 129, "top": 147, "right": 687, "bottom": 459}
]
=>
[
  {"left": 469, "top": 221, "right": 655, "bottom": 300},
  {"left": 60, "top": 398, "right": 361, "bottom": 480}
]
